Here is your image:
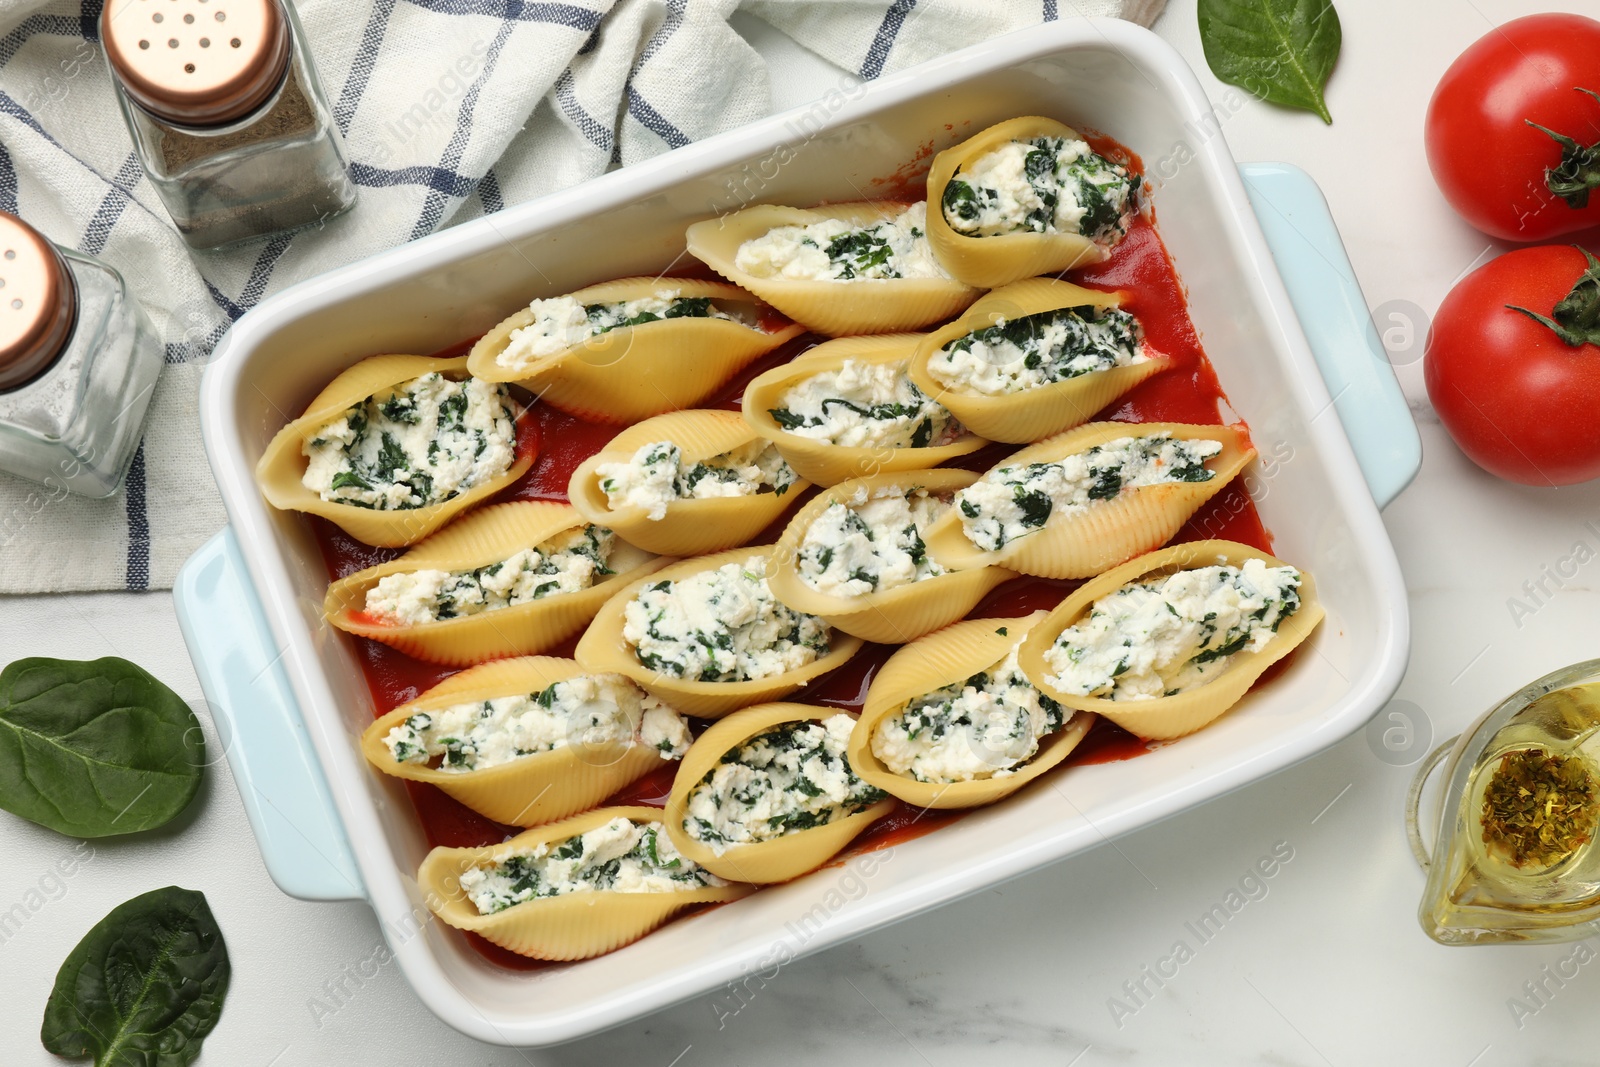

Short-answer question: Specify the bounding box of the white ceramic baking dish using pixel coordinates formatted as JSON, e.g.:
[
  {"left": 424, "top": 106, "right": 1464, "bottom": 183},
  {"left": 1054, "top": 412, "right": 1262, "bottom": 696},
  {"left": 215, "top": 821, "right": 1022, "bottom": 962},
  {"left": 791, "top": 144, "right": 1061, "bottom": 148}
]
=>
[{"left": 179, "top": 17, "right": 1419, "bottom": 1046}]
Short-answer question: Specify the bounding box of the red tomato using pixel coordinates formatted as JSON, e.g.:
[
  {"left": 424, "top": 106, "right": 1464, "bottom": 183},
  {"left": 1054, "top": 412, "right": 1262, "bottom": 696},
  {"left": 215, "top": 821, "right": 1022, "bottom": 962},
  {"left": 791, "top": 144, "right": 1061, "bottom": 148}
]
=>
[
  {"left": 1426, "top": 14, "right": 1600, "bottom": 242},
  {"left": 1424, "top": 245, "right": 1600, "bottom": 486}
]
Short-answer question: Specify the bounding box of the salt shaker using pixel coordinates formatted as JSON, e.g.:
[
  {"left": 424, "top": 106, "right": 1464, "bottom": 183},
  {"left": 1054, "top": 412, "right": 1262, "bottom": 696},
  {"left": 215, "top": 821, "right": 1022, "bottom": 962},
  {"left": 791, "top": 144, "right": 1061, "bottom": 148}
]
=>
[
  {"left": 102, "top": 0, "right": 356, "bottom": 251},
  {"left": 0, "top": 212, "right": 162, "bottom": 497}
]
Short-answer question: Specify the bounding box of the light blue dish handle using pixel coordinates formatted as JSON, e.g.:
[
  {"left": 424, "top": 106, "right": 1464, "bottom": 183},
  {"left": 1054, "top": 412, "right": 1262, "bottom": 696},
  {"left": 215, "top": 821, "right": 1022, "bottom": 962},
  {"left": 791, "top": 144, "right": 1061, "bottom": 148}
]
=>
[
  {"left": 174, "top": 528, "right": 364, "bottom": 902},
  {"left": 1239, "top": 162, "right": 1422, "bottom": 509},
  {"left": 174, "top": 163, "right": 1417, "bottom": 904}
]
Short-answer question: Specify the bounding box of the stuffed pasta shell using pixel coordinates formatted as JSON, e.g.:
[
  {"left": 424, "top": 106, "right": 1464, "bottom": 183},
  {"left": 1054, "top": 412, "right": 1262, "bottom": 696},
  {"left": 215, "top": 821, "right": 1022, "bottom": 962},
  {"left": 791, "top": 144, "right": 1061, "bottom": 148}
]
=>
[
  {"left": 1017, "top": 540, "right": 1324, "bottom": 740},
  {"left": 925, "top": 116, "right": 1142, "bottom": 288},
  {"left": 924, "top": 422, "right": 1253, "bottom": 579},
  {"left": 418, "top": 806, "right": 752, "bottom": 960},
  {"left": 256, "top": 354, "right": 533, "bottom": 547},
  {"left": 742, "top": 334, "right": 988, "bottom": 487},
  {"left": 907, "top": 278, "right": 1171, "bottom": 443},
  {"left": 686, "top": 201, "right": 982, "bottom": 335},
  {"left": 324, "top": 501, "right": 666, "bottom": 665},
  {"left": 664, "top": 703, "right": 893, "bottom": 884},
  {"left": 766, "top": 469, "right": 1012, "bottom": 644},
  {"left": 575, "top": 545, "right": 863, "bottom": 718},
  {"left": 848, "top": 613, "right": 1095, "bottom": 809},
  {"left": 361, "top": 658, "right": 693, "bottom": 826},
  {"left": 466, "top": 277, "right": 802, "bottom": 423},
  {"left": 568, "top": 408, "right": 807, "bottom": 557}
]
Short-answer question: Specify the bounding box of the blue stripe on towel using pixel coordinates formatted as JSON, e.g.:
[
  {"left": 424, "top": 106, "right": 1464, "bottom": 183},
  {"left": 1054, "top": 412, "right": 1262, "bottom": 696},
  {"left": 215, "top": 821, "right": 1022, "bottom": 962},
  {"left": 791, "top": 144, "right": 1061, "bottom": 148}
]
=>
[
  {"left": 0, "top": 143, "right": 16, "bottom": 214},
  {"left": 1044, "top": 0, "right": 1058, "bottom": 19},
  {"left": 478, "top": 168, "right": 504, "bottom": 214},
  {"left": 79, "top": 153, "right": 142, "bottom": 256},
  {"left": 349, "top": 161, "right": 479, "bottom": 196},
  {"left": 202, "top": 234, "right": 295, "bottom": 321},
  {"left": 626, "top": 89, "right": 689, "bottom": 149},
  {"left": 124, "top": 441, "right": 149, "bottom": 591},
  {"left": 555, "top": 69, "right": 612, "bottom": 153},
  {"left": 860, "top": 0, "right": 918, "bottom": 79},
  {"left": 408, "top": 19, "right": 515, "bottom": 239},
  {"left": 403, "top": 0, "right": 603, "bottom": 30},
  {"left": 334, "top": 0, "right": 399, "bottom": 133}
]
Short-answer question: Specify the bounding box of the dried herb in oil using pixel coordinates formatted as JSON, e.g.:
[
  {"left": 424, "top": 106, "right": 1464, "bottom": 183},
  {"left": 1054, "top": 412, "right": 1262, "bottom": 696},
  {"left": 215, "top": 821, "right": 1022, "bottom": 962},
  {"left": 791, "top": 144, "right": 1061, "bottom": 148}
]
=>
[{"left": 1480, "top": 748, "right": 1600, "bottom": 868}]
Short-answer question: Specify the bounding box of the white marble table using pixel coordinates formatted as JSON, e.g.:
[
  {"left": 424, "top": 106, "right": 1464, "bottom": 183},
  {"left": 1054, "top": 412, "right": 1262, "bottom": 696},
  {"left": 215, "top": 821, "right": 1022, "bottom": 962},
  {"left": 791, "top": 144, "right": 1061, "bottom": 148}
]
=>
[{"left": 8, "top": 2, "right": 1600, "bottom": 1063}]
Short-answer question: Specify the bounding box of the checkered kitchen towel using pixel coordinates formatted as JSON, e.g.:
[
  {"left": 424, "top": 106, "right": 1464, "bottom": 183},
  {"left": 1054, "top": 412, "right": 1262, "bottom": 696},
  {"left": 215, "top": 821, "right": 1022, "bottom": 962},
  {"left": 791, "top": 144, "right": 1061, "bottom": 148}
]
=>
[{"left": 0, "top": 0, "right": 1164, "bottom": 593}]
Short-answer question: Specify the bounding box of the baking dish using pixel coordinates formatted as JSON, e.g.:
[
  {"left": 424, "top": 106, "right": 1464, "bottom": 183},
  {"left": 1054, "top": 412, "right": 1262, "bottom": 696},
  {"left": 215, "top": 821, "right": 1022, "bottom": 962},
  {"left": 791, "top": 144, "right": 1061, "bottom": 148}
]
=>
[{"left": 176, "top": 17, "right": 1419, "bottom": 1046}]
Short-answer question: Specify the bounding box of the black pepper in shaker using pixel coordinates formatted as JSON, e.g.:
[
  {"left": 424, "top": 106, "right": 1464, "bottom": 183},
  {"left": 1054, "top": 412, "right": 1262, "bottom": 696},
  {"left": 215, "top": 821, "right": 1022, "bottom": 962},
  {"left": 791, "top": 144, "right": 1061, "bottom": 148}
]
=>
[{"left": 102, "top": 0, "right": 356, "bottom": 251}]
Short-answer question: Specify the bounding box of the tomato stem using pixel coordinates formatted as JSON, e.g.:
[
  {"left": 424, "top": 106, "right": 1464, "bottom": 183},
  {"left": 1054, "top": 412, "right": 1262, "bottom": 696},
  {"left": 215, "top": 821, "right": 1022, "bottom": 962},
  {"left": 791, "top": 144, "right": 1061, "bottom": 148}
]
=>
[
  {"left": 1507, "top": 247, "right": 1600, "bottom": 347},
  {"left": 1527, "top": 88, "right": 1600, "bottom": 209}
]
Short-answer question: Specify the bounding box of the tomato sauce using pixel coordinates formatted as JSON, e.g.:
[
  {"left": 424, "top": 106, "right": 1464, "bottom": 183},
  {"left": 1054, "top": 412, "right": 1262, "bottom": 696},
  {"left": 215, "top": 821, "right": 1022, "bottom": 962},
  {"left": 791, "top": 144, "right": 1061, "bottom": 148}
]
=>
[{"left": 304, "top": 154, "right": 1282, "bottom": 969}]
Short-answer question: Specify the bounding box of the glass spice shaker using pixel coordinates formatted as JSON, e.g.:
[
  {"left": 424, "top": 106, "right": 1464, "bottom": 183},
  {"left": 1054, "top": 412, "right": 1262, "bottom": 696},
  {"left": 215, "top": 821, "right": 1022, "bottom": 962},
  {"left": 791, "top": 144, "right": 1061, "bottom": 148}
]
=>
[
  {"left": 0, "top": 212, "right": 162, "bottom": 497},
  {"left": 102, "top": 0, "right": 356, "bottom": 251}
]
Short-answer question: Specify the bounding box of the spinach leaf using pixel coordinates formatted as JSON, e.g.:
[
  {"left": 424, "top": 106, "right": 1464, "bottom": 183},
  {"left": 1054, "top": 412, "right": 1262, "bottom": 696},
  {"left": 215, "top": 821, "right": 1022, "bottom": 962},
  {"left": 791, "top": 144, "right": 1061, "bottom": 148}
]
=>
[
  {"left": 42, "top": 886, "right": 230, "bottom": 1067},
  {"left": 1198, "top": 0, "right": 1341, "bottom": 124},
  {"left": 0, "top": 658, "right": 203, "bottom": 838}
]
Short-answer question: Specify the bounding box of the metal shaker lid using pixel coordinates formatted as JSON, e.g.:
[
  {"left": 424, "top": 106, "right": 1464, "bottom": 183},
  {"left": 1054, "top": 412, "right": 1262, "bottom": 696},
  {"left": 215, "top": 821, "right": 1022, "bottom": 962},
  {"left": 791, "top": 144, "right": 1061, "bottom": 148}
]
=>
[
  {"left": 0, "top": 213, "right": 76, "bottom": 392},
  {"left": 102, "top": 0, "right": 290, "bottom": 127}
]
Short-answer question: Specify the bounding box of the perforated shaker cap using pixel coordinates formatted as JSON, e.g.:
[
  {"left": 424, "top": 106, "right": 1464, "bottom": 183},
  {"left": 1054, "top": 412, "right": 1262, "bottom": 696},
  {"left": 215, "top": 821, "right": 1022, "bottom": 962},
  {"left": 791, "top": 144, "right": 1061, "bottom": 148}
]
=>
[
  {"left": 102, "top": 0, "right": 290, "bottom": 127},
  {"left": 0, "top": 213, "right": 76, "bottom": 392}
]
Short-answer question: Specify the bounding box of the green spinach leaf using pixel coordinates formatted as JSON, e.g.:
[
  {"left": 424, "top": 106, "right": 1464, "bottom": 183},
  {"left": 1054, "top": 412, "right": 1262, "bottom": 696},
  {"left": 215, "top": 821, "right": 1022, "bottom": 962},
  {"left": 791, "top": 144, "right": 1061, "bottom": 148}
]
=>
[
  {"left": 0, "top": 658, "right": 204, "bottom": 838},
  {"left": 1198, "top": 0, "right": 1341, "bottom": 124},
  {"left": 41, "top": 886, "right": 230, "bottom": 1067}
]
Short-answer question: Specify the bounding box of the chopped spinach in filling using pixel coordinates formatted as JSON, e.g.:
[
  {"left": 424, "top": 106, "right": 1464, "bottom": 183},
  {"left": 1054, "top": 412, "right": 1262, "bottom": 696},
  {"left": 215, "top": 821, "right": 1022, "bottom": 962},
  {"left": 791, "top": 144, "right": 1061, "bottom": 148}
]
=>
[
  {"left": 683, "top": 715, "right": 887, "bottom": 854},
  {"left": 956, "top": 433, "right": 1222, "bottom": 552},
  {"left": 301, "top": 372, "right": 515, "bottom": 511},
  {"left": 796, "top": 486, "right": 948, "bottom": 599},
  {"left": 769, "top": 358, "right": 963, "bottom": 450},
  {"left": 364, "top": 525, "right": 616, "bottom": 625},
  {"left": 498, "top": 290, "right": 746, "bottom": 371},
  {"left": 942, "top": 136, "right": 1140, "bottom": 244},
  {"left": 459, "top": 817, "right": 725, "bottom": 914},
  {"left": 929, "top": 304, "right": 1147, "bottom": 396},
  {"left": 383, "top": 673, "right": 691, "bottom": 773},
  {"left": 1044, "top": 560, "right": 1303, "bottom": 701},
  {"left": 873, "top": 647, "right": 1066, "bottom": 783},
  {"left": 733, "top": 202, "right": 951, "bottom": 282},
  {"left": 597, "top": 439, "right": 797, "bottom": 521},
  {"left": 622, "top": 558, "right": 833, "bottom": 682}
]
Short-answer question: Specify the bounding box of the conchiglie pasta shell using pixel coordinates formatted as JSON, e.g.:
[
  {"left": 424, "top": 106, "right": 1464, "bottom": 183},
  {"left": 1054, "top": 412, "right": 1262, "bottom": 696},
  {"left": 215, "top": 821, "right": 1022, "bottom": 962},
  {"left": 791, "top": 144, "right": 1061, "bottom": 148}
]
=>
[
  {"left": 765, "top": 469, "right": 1012, "bottom": 644},
  {"left": 418, "top": 806, "right": 755, "bottom": 960},
  {"left": 575, "top": 545, "right": 864, "bottom": 718},
  {"left": 256, "top": 354, "right": 534, "bottom": 547},
  {"left": 741, "top": 334, "right": 989, "bottom": 487},
  {"left": 924, "top": 422, "right": 1255, "bottom": 579},
  {"left": 686, "top": 203, "right": 983, "bottom": 336},
  {"left": 568, "top": 409, "right": 810, "bottom": 557},
  {"left": 925, "top": 117, "right": 1114, "bottom": 289},
  {"left": 849, "top": 613, "right": 1096, "bottom": 809},
  {"left": 465, "top": 278, "right": 803, "bottom": 423},
  {"left": 324, "top": 501, "right": 668, "bottom": 666},
  {"left": 664, "top": 704, "right": 894, "bottom": 884},
  {"left": 907, "top": 278, "right": 1172, "bottom": 444},
  {"left": 1016, "top": 540, "right": 1325, "bottom": 740},
  {"left": 359, "top": 658, "right": 673, "bottom": 826}
]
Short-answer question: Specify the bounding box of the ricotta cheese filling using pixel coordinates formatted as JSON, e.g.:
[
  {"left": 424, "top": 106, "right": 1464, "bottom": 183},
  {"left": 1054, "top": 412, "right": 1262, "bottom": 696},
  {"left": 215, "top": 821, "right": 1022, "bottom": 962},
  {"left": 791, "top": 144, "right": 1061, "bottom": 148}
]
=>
[
  {"left": 623, "top": 557, "right": 833, "bottom": 682},
  {"left": 363, "top": 525, "right": 617, "bottom": 626},
  {"left": 460, "top": 817, "right": 726, "bottom": 914},
  {"left": 733, "top": 202, "right": 952, "bottom": 282},
  {"left": 1044, "top": 559, "right": 1304, "bottom": 701},
  {"left": 497, "top": 291, "right": 743, "bottom": 372},
  {"left": 927, "top": 304, "right": 1148, "bottom": 397},
  {"left": 956, "top": 433, "right": 1223, "bottom": 552},
  {"left": 796, "top": 485, "right": 949, "bottom": 599},
  {"left": 597, "top": 440, "right": 798, "bottom": 521},
  {"left": 682, "top": 714, "right": 887, "bottom": 854},
  {"left": 383, "top": 673, "right": 692, "bottom": 773},
  {"left": 872, "top": 643, "right": 1067, "bottom": 783},
  {"left": 942, "top": 137, "right": 1140, "bottom": 243},
  {"left": 768, "top": 359, "right": 964, "bottom": 450},
  {"left": 301, "top": 372, "right": 515, "bottom": 511}
]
